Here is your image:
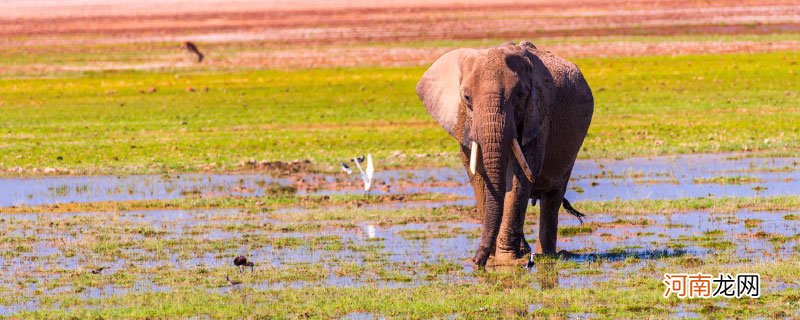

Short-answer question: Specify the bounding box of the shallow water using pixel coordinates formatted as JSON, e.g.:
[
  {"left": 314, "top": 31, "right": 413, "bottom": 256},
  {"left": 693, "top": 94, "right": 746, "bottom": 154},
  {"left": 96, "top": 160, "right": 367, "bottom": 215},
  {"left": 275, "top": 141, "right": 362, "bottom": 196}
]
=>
[
  {"left": 1, "top": 153, "right": 798, "bottom": 315},
  {"left": 673, "top": 305, "right": 701, "bottom": 319},
  {"left": 0, "top": 173, "right": 287, "bottom": 207},
  {"left": 341, "top": 312, "right": 384, "bottom": 320},
  {"left": 568, "top": 153, "right": 799, "bottom": 202},
  {"left": 0, "top": 153, "right": 797, "bottom": 207},
  {"left": 304, "top": 154, "right": 799, "bottom": 201},
  {"left": 0, "top": 300, "right": 39, "bottom": 317},
  {"left": 4, "top": 207, "right": 798, "bottom": 268},
  {"left": 1, "top": 206, "right": 797, "bottom": 312}
]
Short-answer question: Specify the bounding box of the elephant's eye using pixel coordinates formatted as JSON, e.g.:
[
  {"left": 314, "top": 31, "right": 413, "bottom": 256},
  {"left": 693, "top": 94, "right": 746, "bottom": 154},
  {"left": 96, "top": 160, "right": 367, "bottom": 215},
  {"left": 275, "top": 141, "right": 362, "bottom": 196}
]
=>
[{"left": 463, "top": 93, "right": 472, "bottom": 109}]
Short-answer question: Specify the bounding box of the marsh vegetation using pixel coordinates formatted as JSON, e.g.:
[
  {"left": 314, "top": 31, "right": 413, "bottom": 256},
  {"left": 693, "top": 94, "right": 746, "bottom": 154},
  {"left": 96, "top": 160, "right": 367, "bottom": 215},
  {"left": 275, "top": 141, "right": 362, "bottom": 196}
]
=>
[{"left": 2, "top": 0, "right": 800, "bottom": 318}]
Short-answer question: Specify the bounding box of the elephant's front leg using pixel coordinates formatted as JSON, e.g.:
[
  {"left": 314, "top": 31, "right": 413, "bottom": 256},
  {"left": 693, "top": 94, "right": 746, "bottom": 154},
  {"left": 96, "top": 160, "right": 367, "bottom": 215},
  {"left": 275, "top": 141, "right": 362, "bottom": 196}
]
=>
[
  {"left": 494, "top": 162, "right": 532, "bottom": 262},
  {"left": 459, "top": 144, "right": 493, "bottom": 253}
]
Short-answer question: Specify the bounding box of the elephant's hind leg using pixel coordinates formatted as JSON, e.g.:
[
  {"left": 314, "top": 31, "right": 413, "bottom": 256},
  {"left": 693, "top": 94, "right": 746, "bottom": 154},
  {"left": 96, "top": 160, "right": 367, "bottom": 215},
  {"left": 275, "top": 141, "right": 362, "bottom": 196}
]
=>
[{"left": 536, "top": 189, "right": 565, "bottom": 255}]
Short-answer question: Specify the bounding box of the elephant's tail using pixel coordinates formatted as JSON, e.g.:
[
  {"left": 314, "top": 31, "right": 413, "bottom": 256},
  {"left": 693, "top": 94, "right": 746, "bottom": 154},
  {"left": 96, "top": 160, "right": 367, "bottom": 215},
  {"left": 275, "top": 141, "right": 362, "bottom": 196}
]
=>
[{"left": 562, "top": 198, "right": 585, "bottom": 224}]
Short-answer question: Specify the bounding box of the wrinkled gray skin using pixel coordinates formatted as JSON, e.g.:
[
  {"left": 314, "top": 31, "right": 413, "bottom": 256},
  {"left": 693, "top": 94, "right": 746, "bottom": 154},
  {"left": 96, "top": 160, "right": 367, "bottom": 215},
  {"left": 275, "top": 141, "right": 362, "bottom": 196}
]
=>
[{"left": 416, "top": 42, "right": 593, "bottom": 267}]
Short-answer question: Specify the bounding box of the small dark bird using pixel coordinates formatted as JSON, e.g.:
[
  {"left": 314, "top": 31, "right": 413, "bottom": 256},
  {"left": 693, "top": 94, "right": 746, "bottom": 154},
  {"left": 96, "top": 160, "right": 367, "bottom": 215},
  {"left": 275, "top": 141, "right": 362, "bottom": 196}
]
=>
[
  {"left": 226, "top": 275, "right": 241, "bottom": 286},
  {"left": 181, "top": 41, "right": 204, "bottom": 62},
  {"left": 90, "top": 266, "right": 107, "bottom": 274},
  {"left": 341, "top": 161, "right": 352, "bottom": 174},
  {"left": 233, "top": 255, "right": 254, "bottom": 272}
]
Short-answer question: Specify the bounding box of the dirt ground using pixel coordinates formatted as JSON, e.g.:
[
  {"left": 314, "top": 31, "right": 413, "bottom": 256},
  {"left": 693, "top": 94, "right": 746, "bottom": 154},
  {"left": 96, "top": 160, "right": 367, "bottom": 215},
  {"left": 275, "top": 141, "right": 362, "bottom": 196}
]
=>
[
  {"left": 2, "top": 0, "right": 800, "bottom": 70},
  {"left": 4, "top": 0, "right": 800, "bottom": 42},
  {"left": 0, "top": 0, "right": 800, "bottom": 64}
]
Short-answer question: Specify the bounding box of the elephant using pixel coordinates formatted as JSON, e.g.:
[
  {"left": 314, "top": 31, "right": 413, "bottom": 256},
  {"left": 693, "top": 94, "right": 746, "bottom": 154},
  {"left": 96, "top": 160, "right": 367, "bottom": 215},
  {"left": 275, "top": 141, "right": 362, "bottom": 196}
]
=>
[{"left": 416, "top": 41, "right": 594, "bottom": 267}]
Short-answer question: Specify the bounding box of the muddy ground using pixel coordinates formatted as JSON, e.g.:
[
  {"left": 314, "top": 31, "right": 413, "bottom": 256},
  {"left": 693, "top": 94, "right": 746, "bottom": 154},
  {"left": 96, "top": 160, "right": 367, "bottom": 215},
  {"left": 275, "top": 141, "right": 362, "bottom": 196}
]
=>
[
  {"left": 0, "top": 153, "right": 798, "bottom": 316},
  {"left": 2, "top": 0, "right": 800, "bottom": 71}
]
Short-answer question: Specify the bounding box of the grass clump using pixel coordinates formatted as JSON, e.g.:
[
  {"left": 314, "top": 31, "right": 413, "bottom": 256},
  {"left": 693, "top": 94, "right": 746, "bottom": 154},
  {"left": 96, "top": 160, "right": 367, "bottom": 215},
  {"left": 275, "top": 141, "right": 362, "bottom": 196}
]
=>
[
  {"left": 693, "top": 176, "right": 761, "bottom": 184},
  {"left": 559, "top": 225, "right": 594, "bottom": 237}
]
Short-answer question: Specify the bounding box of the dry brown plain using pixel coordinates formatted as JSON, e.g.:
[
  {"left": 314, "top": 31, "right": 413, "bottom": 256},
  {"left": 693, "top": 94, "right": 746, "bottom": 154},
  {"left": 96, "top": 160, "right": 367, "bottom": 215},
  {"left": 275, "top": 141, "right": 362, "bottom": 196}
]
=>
[{"left": 2, "top": 0, "right": 800, "bottom": 72}]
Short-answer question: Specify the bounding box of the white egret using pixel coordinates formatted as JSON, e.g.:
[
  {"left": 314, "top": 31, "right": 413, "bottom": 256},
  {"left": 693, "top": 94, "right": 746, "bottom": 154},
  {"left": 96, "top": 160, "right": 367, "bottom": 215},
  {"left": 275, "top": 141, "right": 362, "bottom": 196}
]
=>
[{"left": 353, "top": 154, "right": 374, "bottom": 194}]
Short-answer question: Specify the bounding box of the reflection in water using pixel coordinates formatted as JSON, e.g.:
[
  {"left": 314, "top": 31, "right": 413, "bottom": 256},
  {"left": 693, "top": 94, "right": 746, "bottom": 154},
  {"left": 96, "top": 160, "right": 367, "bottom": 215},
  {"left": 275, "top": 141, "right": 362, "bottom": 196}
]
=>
[{"left": 561, "top": 249, "right": 686, "bottom": 263}]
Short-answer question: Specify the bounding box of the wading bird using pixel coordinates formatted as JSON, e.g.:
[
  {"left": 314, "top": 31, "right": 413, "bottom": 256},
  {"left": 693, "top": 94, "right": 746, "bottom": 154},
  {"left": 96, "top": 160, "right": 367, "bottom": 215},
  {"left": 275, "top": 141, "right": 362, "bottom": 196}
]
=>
[
  {"left": 181, "top": 41, "right": 204, "bottom": 62},
  {"left": 233, "top": 256, "right": 255, "bottom": 272},
  {"left": 352, "top": 154, "right": 374, "bottom": 194}
]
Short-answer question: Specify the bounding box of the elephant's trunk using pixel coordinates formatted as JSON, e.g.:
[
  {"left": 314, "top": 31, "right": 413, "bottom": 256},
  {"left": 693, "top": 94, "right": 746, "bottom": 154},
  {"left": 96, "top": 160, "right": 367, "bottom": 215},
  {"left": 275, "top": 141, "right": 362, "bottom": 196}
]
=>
[{"left": 471, "top": 98, "right": 511, "bottom": 266}]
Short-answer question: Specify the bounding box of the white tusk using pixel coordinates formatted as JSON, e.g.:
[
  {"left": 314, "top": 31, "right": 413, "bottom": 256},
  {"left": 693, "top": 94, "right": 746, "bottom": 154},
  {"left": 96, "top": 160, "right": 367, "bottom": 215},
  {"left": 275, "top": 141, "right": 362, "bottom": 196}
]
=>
[
  {"left": 469, "top": 141, "right": 478, "bottom": 175},
  {"left": 512, "top": 138, "right": 534, "bottom": 183}
]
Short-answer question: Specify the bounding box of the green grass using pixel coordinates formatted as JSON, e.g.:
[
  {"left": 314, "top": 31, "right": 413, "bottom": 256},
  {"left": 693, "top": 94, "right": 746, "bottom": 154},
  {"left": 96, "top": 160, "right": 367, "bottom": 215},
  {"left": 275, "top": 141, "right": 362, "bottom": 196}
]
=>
[
  {"left": 693, "top": 176, "right": 761, "bottom": 184},
  {"left": 571, "top": 195, "right": 800, "bottom": 215},
  {"left": 558, "top": 225, "right": 594, "bottom": 237},
  {"left": 1, "top": 51, "right": 799, "bottom": 175},
  {"left": 13, "top": 257, "right": 800, "bottom": 319}
]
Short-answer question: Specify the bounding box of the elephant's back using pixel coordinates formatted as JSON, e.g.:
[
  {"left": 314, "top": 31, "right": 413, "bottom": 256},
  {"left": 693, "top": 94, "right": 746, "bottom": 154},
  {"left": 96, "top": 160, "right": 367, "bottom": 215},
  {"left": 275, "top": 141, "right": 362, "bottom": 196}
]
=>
[{"left": 531, "top": 49, "right": 594, "bottom": 116}]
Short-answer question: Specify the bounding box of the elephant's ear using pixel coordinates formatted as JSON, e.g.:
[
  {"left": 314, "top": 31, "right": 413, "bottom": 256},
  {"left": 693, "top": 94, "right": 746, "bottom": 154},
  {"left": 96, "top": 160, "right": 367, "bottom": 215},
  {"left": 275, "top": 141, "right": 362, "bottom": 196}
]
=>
[
  {"left": 416, "top": 48, "right": 476, "bottom": 138},
  {"left": 521, "top": 86, "right": 545, "bottom": 146},
  {"left": 519, "top": 47, "right": 550, "bottom": 147}
]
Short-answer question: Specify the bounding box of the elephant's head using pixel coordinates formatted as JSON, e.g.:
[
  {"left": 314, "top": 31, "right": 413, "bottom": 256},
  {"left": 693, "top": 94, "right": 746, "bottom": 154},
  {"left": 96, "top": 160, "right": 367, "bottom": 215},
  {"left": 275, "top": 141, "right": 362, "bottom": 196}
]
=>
[{"left": 417, "top": 43, "right": 544, "bottom": 266}]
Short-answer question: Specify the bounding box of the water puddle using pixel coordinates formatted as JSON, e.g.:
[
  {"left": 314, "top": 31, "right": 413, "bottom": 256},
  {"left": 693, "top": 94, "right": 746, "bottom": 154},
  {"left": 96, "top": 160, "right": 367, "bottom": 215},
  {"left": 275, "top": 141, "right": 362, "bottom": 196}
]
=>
[
  {"left": 0, "top": 206, "right": 796, "bottom": 314},
  {"left": 1, "top": 152, "right": 798, "bottom": 315},
  {"left": 674, "top": 305, "right": 701, "bottom": 319},
  {"left": 0, "top": 300, "right": 39, "bottom": 317},
  {"left": 228, "top": 153, "right": 800, "bottom": 202},
  {"left": 0, "top": 173, "right": 287, "bottom": 207},
  {"left": 341, "top": 312, "right": 384, "bottom": 320},
  {"left": 568, "top": 153, "right": 799, "bottom": 201},
  {"left": 528, "top": 303, "right": 544, "bottom": 313},
  {"left": 0, "top": 153, "right": 797, "bottom": 208}
]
